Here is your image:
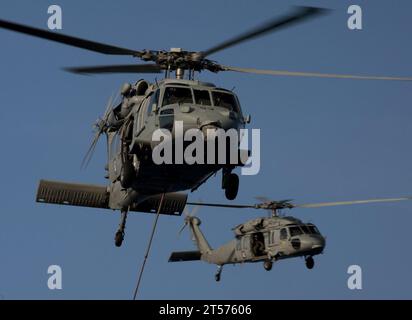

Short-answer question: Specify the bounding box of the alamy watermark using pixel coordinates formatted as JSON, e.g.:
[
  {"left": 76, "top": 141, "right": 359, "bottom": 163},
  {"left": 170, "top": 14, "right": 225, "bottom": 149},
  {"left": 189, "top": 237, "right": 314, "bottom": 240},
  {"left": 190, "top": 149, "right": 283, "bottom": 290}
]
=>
[
  {"left": 347, "top": 5, "right": 362, "bottom": 30},
  {"left": 47, "top": 5, "right": 62, "bottom": 30},
  {"left": 347, "top": 264, "right": 362, "bottom": 290},
  {"left": 151, "top": 121, "right": 260, "bottom": 175},
  {"left": 47, "top": 265, "right": 62, "bottom": 290}
]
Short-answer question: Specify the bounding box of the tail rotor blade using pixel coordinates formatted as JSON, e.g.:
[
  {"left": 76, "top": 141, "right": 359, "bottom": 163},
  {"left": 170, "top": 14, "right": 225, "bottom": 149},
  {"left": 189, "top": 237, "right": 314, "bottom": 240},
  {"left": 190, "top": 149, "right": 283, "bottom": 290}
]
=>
[
  {"left": 190, "top": 203, "right": 201, "bottom": 217},
  {"left": 81, "top": 131, "right": 101, "bottom": 169},
  {"left": 177, "top": 222, "right": 188, "bottom": 237},
  {"left": 183, "top": 207, "right": 190, "bottom": 217},
  {"left": 81, "top": 94, "right": 115, "bottom": 169},
  {"left": 103, "top": 94, "right": 114, "bottom": 119}
]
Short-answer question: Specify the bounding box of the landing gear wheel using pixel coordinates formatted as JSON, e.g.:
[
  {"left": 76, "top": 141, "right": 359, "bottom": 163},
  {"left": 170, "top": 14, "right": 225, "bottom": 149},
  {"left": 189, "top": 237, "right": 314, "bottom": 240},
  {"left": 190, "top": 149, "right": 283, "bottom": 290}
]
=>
[
  {"left": 264, "top": 260, "right": 273, "bottom": 271},
  {"left": 224, "top": 173, "right": 239, "bottom": 200},
  {"left": 305, "top": 256, "right": 314, "bottom": 270},
  {"left": 215, "top": 274, "right": 221, "bottom": 282},
  {"left": 115, "top": 231, "right": 124, "bottom": 247}
]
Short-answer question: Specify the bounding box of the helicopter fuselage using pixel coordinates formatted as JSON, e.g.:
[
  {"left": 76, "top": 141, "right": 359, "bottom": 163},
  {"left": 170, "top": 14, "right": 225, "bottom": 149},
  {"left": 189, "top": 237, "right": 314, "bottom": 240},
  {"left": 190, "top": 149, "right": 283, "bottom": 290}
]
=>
[
  {"left": 106, "top": 78, "right": 248, "bottom": 210},
  {"left": 169, "top": 215, "right": 326, "bottom": 280},
  {"left": 204, "top": 216, "right": 325, "bottom": 265}
]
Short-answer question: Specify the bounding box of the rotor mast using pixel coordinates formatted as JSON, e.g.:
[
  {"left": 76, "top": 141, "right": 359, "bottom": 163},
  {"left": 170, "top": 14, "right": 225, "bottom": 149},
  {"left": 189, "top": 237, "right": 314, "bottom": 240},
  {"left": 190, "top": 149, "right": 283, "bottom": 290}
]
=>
[{"left": 165, "top": 48, "right": 200, "bottom": 80}]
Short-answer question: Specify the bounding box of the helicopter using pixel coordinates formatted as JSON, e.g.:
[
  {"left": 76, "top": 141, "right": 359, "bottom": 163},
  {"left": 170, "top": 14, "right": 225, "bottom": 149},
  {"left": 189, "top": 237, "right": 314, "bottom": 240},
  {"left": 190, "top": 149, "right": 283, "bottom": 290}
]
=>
[
  {"left": 169, "top": 196, "right": 412, "bottom": 282},
  {"left": 2, "top": 6, "right": 412, "bottom": 248}
]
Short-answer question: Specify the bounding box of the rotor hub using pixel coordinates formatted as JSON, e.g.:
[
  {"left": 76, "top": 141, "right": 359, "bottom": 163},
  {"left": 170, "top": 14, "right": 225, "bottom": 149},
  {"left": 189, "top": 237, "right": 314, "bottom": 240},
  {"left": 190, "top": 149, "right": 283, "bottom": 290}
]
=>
[{"left": 138, "top": 49, "right": 222, "bottom": 73}]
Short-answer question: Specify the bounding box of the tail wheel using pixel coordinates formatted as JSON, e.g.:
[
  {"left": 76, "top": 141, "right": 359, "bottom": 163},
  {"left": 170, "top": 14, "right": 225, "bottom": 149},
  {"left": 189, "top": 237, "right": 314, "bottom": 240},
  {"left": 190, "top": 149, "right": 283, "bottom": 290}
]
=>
[{"left": 264, "top": 260, "right": 273, "bottom": 271}]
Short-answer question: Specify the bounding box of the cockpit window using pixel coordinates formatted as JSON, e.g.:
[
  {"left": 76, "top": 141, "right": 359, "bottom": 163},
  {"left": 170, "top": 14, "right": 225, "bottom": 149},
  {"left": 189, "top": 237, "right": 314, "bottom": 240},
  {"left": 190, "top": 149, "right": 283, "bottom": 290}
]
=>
[
  {"left": 301, "top": 225, "right": 311, "bottom": 234},
  {"left": 212, "top": 91, "right": 238, "bottom": 112},
  {"left": 289, "top": 226, "right": 303, "bottom": 237},
  {"left": 162, "top": 87, "right": 193, "bottom": 106},
  {"left": 307, "top": 225, "right": 320, "bottom": 235},
  {"left": 194, "top": 90, "right": 211, "bottom": 106}
]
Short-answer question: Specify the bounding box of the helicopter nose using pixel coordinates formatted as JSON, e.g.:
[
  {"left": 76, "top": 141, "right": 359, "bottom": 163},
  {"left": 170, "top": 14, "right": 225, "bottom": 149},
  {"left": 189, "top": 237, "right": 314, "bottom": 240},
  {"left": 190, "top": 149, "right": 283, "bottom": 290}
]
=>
[
  {"left": 201, "top": 123, "right": 221, "bottom": 136},
  {"left": 173, "top": 105, "right": 241, "bottom": 132},
  {"left": 311, "top": 236, "right": 326, "bottom": 250}
]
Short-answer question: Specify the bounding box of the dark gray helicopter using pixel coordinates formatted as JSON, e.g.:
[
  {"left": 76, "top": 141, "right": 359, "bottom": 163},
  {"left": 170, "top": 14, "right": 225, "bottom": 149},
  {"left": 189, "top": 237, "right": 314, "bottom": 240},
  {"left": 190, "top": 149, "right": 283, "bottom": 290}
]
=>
[
  {"left": 170, "top": 196, "right": 412, "bottom": 281},
  {"left": 1, "top": 7, "right": 412, "bottom": 247}
]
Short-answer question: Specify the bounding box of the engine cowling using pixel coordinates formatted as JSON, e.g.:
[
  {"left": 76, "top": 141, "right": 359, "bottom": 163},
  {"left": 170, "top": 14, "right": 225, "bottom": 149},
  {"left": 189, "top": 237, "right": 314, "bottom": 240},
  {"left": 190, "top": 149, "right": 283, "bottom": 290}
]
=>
[{"left": 233, "top": 218, "right": 264, "bottom": 236}]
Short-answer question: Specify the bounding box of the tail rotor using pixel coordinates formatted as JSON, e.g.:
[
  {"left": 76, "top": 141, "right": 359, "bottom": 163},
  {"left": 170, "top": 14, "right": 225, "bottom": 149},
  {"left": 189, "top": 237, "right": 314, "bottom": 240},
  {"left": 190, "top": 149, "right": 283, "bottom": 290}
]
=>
[
  {"left": 81, "top": 94, "right": 117, "bottom": 168},
  {"left": 178, "top": 202, "right": 201, "bottom": 238}
]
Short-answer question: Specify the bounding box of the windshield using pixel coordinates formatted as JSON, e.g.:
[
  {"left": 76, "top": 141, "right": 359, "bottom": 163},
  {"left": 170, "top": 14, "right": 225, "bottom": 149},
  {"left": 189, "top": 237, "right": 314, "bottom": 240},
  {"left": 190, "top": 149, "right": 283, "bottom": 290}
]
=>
[
  {"left": 300, "top": 224, "right": 320, "bottom": 235},
  {"left": 162, "top": 87, "right": 193, "bottom": 105},
  {"left": 307, "top": 225, "right": 320, "bottom": 235},
  {"left": 194, "top": 89, "right": 211, "bottom": 106},
  {"left": 212, "top": 91, "right": 238, "bottom": 111}
]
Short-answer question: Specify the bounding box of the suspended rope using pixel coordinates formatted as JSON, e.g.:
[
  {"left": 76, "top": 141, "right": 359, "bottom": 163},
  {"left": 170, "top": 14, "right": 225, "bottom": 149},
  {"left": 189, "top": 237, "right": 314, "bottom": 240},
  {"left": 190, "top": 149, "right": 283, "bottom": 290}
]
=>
[{"left": 133, "top": 193, "right": 165, "bottom": 300}]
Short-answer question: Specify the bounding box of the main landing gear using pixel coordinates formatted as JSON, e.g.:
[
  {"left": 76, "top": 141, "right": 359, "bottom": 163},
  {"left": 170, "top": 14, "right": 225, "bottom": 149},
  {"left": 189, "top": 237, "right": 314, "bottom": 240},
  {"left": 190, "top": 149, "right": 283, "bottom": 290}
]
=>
[
  {"left": 215, "top": 265, "right": 223, "bottom": 282},
  {"left": 222, "top": 170, "right": 239, "bottom": 201},
  {"left": 305, "top": 256, "right": 315, "bottom": 270},
  {"left": 115, "top": 209, "right": 128, "bottom": 247}
]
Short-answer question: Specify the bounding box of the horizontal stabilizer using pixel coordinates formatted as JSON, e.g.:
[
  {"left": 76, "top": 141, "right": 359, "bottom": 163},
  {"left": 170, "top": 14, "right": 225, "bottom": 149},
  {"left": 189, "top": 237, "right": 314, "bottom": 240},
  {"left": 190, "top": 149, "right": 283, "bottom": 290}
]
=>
[
  {"left": 36, "top": 179, "right": 187, "bottom": 216},
  {"left": 130, "top": 192, "right": 187, "bottom": 216},
  {"left": 168, "top": 251, "right": 201, "bottom": 262},
  {"left": 36, "top": 180, "right": 109, "bottom": 209}
]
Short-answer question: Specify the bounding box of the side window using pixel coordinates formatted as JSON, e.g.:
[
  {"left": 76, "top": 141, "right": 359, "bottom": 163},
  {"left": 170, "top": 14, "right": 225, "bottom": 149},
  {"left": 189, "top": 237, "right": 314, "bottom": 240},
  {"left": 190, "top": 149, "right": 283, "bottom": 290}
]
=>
[
  {"left": 138, "top": 98, "right": 149, "bottom": 130},
  {"left": 242, "top": 236, "right": 248, "bottom": 250},
  {"left": 194, "top": 90, "right": 211, "bottom": 106},
  {"left": 236, "top": 239, "right": 241, "bottom": 250},
  {"left": 280, "top": 228, "right": 288, "bottom": 240},
  {"left": 110, "top": 132, "right": 121, "bottom": 160},
  {"left": 146, "top": 89, "right": 160, "bottom": 118}
]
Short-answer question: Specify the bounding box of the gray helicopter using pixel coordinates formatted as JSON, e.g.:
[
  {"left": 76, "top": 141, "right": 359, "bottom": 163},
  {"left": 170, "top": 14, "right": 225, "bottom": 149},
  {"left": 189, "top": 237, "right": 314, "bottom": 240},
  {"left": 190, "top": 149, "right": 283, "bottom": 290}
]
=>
[
  {"left": 2, "top": 6, "right": 412, "bottom": 247},
  {"left": 170, "top": 196, "right": 412, "bottom": 281}
]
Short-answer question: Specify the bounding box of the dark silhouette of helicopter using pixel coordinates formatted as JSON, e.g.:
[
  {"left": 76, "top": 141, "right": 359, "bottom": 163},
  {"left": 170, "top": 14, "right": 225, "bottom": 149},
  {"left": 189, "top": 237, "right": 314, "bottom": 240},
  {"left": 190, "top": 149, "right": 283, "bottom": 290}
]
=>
[
  {"left": 1, "top": 7, "right": 411, "bottom": 247},
  {"left": 171, "top": 196, "right": 412, "bottom": 281}
]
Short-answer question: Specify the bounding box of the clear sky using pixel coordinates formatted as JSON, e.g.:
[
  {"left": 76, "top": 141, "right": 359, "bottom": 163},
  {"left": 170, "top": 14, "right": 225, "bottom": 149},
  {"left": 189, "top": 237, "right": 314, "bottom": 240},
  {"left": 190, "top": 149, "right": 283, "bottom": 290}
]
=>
[{"left": 0, "top": 0, "right": 412, "bottom": 299}]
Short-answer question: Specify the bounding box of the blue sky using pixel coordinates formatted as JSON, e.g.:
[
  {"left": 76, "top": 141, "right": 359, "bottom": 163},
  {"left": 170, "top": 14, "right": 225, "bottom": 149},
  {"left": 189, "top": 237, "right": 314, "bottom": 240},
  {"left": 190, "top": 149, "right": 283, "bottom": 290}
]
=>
[{"left": 0, "top": 0, "right": 412, "bottom": 299}]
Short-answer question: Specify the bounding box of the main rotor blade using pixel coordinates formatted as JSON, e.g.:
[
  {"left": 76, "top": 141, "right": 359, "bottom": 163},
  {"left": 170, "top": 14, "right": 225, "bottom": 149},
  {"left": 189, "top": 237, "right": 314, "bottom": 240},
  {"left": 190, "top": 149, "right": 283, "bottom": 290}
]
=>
[
  {"left": 296, "top": 197, "right": 412, "bottom": 209},
  {"left": 186, "top": 202, "right": 255, "bottom": 209},
  {"left": 255, "top": 196, "right": 271, "bottom": 203},
  {"left": 64, "top": 64, "right": 162, "bottom": 75},
  {"left": 0, "top": 19, "right": 142, "bottom": 56},
  {"left": 188, "top": 195, "right": 412, "bottom": 212},
  {"left": 201, "top": 6, "right": 328, "bottom": 57},
  {"left": 222, "top": 65, "right": 412, "bottom": 81}
]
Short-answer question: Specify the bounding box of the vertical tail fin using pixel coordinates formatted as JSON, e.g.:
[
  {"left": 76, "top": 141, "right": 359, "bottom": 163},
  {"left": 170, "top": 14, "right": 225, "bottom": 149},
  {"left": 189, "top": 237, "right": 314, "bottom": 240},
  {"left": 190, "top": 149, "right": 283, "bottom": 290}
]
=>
[{"left": 187, "top": 216, "right": 212, "bottom": 254}]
